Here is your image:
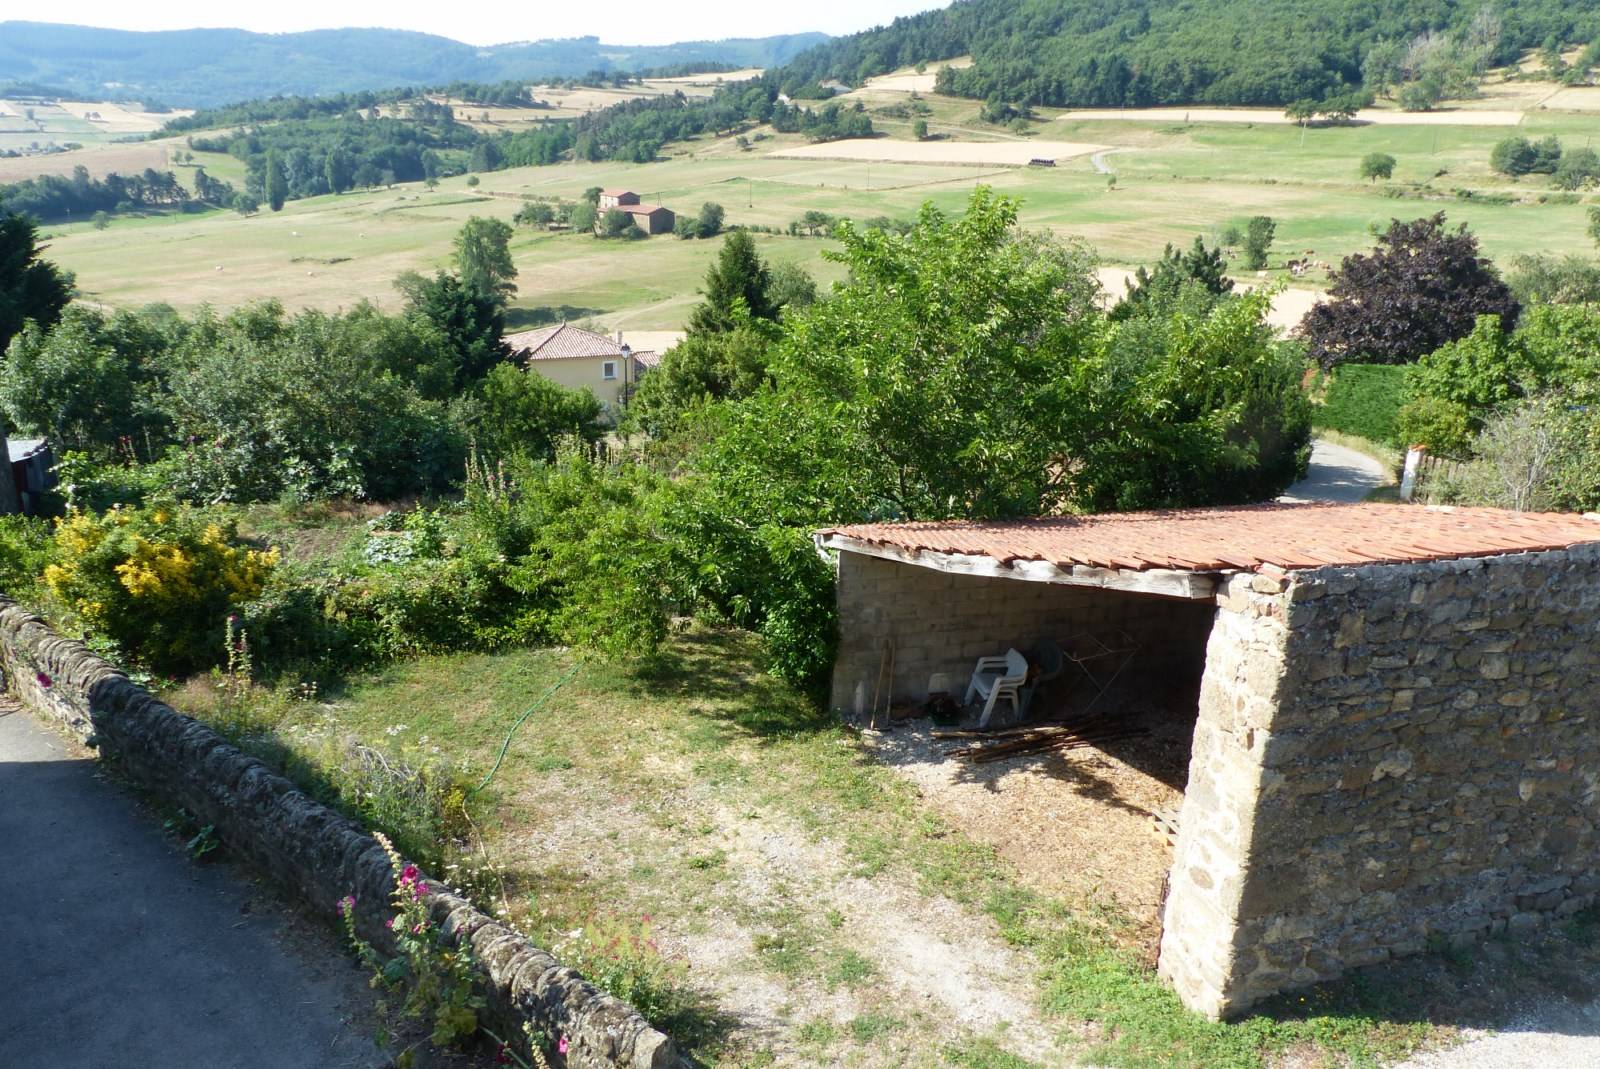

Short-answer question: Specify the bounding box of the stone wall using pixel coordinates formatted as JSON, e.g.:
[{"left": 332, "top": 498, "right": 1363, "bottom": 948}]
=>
[
  {"left": 830, "top": 551, "right": 1217, "bottom": 715},
  {"left": 1161, "top": 546, "right": 1600, "bottom": 1018},
  {"left": 0, "top": 599, "right": 682, "bottom": 1069}
]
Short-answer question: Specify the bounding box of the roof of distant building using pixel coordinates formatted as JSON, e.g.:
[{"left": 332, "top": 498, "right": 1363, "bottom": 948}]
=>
[
  {"left": 615, "top": 203, "right": 670, "bottom": 215},
  {"left": 503, "top": 323, "right": 622, "bottom": 361}
]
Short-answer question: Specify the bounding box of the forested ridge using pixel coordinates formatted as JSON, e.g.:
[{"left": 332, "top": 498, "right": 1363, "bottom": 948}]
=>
[
  {"left": 0, "top": 21, "right": 827, "bottom": 108},
  {"left": 777, "top": 0, "right": 1600, "bottom": 107}
]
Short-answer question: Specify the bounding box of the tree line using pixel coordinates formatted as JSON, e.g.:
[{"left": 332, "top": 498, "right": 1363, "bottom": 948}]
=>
[
  {"left": 774, "top": 0, "right": 1600, "bottom": 109},
  {"left": 0, "top": 164, "right": 236, "bottom": 223}
]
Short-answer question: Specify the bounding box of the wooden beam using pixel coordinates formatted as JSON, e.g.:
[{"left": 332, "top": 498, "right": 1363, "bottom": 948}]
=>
[{"left": 815, "top": 534, "right": 1219, "bottom": 600}]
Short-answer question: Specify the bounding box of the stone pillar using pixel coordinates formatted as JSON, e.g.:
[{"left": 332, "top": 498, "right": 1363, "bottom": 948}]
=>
[{"left": 1157, "top": 573, "right": 1291, "bottom": 1019}]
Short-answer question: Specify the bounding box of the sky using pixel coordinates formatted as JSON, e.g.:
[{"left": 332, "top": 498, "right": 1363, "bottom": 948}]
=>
[{"left": 35, "top": 1, "right": 947, "bottom": 47}]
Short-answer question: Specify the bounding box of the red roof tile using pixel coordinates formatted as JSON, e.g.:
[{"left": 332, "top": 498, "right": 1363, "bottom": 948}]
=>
[
  {"left": 616, "top": 203, "right": 669, "bottom": 215},
  {"left": 503, "top": 322, "right": 622, "bottom": 361},
  {"left": 817, "top": 503, "right": 1600, "bottom": 574}
]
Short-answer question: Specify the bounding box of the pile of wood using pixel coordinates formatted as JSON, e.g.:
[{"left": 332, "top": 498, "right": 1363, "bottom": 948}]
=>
[{"left": 935, "top": 714, "right": 1148, "bottom": 764}]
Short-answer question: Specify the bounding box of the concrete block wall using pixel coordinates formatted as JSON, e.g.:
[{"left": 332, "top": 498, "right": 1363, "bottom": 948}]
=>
[
  {"left": 830, "top": 552, "right": 1215, "bottom": 716},
  {"left": 1160, "top": 547, "right": 1600, "bottom": 1018}
]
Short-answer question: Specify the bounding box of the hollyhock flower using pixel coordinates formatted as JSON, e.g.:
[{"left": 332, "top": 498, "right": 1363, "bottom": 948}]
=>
[
  {"left": 558, "top": 1036, "right": 569, "bottom": 1055},
  {"left": 337, "top": 895, "right": 356, "bottom": 917},
  {"left": 401, "top": 864, "right": 419, "bottom": 883},
  {"left": 35, "top": 671, "right": 52, "bottom": 689},
  {"left": 385, "top": 917, "right": 395, "bottom": 930}
]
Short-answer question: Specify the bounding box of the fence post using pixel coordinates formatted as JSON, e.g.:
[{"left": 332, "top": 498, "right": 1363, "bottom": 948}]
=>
[{"left": 1400, "top": 446, "right": 1425, "bottom": 502}]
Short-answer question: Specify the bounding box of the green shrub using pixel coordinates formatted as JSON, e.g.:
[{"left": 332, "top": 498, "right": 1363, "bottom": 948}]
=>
[
  {"left": 44, "top": 504, "right": 278, "bottom": 673},
  {"left": 0, "top": 514, "right": 55, "bottom": 602},
  {"left": 1311, "top": 364, "right": 1412, "bottom": 446},
  {"left": 1395, "top": 395, "right": 1475, "bottom": 457}
]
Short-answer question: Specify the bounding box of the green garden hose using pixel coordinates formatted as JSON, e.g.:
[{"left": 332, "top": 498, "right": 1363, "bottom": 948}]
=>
[{"left": 470, "top": 661, "right": 583, "bottom": 795}]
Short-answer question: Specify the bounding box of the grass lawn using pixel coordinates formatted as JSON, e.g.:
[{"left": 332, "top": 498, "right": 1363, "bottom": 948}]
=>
[{"left": 170, "top": 600, "right": 1600, "bottom": 1068}]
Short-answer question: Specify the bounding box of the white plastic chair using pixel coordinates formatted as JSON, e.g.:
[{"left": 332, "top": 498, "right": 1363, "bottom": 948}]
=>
[{"left": 965, "top": 648, "right": 1029, "bottom": 727}]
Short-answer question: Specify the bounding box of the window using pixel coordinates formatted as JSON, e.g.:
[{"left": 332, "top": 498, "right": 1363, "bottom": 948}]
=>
[{"left": 602, "top": 360, "right": 618, "bottom": 380}]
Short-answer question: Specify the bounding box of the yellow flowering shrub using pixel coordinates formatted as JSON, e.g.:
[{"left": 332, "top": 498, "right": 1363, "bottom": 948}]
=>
[{"left": 45, "top": 503, "right": 277, "bottom": 673}]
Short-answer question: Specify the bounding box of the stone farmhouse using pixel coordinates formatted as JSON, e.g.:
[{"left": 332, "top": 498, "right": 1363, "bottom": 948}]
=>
[
  {"left": 596, "top": 189, "right": 676, "bottom": 235},
  {"left": 503, "top": 323, "right": 660, "bottom": 417},
  {"left": 816, "top": 502, "right": 1600, "bottom": 1019}
]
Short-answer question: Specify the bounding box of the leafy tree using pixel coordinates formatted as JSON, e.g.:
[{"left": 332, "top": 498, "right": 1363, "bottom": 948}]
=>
[
  {"left": 1552, "top": 147, "right": 1600, "bottom": 191},
  {"left": 514, "top": 201, "right": 555, "bottom": 227},
  {"left": 582, "top": 186, "right": 603, "bottom": 206},
  {"left": 0, "top": 307, "right": 157, "bottom": 452},
  {"left": 1508, "top": 254, "right": 1600, "bottom": 305},
  {"left": 1590, "top": 206, "right": 1600, "bottom": 251},
  {"left": 1110, "top": 236, "right": 1233, "bottom": 321},
  {"left": 394, "top": 270, "right": 509, "bottom": 391},
  {"left": 1359, "top": 152, "right": 1396, "bottom": 181},
  {"left": 570, "top": 201, "right": 598, "bottom": 232},
  {"left": 1242, "top": 215, "right": 1275, "bottom": 270},
  {"left": 452, "top": 216, "right": 518, "bottom": 305},
  {"left": 264, "top": 149, "right": 288, "bottom": 211},
  {"left": 0, "top": 208, "right": 73, "bottom": 354},
  {"left": 599, "top": 207, "right": 642, "bottom": 239},
  {"left": 695, "top": 202, "right": 725, "bottom": 238},
  {"left": 233, "top": 192, "right": 260, "bottom": 215},
  {"left": 913, "top": 118, "right": 929, "bottom": 140},
  {"left": 768, "top": 260, "right": 820, "bottom": 317},
  {"left": 465, "top": 364, "right": 604, "bottom": 460},
  {"left": 688, "top": 231, "right": 778, "bottom": 334},
  {"left": 1301, "top": 213, "right": 1520, "bottom": 367},
  {"left": 324, "top": 148, "right": 353, "bottom": 194},
  {"left": 627, "top": 327, "right": 773, "bottom": 438},
  {"left": 1491, "top": 135, "right": 1562, "bottom": 176},
  {"left": 91, "top": 211, "right": 110, "bottom": 229}
]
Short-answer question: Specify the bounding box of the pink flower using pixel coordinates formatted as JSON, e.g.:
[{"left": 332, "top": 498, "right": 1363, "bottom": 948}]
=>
[
  {"left": 401, "top": 864, "right": 419, "bottom": 883},
  {"left": 337, "top": 895, "right": 356, "bottom": 917},
  {"left": 557, "top": 1036, "right": 569, "bottom": 1055},
  {"left": 412, "top": 922, "right": 424, "bottom": 934},
  {"left": 385, "top": 917, "right": 395, "bottom": 930},
  {"left": 35, "top": 672, "right": 52, "bottom": 690},
  {"left": 411, "top": 881, "right": 429, "bottom": 900}
]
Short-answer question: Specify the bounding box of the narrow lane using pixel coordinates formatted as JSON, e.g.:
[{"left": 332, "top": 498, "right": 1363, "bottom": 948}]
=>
[
  {"left": 1279, "top": 438, "right": 1393, "bottom": 503},
  {"left": 0, "top": 704, "right": 384, "bottom": 1069}
]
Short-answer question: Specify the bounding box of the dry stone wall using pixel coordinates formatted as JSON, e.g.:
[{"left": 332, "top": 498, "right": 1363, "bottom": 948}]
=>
[
  {"left": 0, "top": 599, "right": 682, "bottom": 1069},
  {"left": 1161, "top": 546, "right": 1600, "bottom": 1018},
  {"left": 830, "top": 551, "right": 1216, "bottom": 715}
]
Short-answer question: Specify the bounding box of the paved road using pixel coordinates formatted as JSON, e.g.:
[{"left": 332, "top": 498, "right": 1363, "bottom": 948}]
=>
[
  {"left": 1279, "top": 438, "right": 1393, "bottom": 503},
  {"left": 0, "top": 704, "right": 384, "bottom": 1069}
]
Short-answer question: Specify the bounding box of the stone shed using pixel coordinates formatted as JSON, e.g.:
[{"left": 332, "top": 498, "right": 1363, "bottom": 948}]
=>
[{"left": 814, "top": 503, "right": 1600, "bottom": 1018}]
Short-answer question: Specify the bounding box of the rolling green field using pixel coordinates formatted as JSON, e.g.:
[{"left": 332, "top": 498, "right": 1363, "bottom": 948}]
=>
[{"left": 37, "top": 86, "right": 1600, "bottom": 334}]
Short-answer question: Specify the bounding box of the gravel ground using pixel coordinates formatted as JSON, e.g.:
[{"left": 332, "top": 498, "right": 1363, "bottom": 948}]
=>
[{"left": 1396, "top": 997, "right": 1600, "bottom": 1068}]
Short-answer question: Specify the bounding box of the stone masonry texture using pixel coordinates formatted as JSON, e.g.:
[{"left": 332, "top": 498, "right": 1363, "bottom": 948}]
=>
[
  {"left": 1160, "top": 546, "right": 1600, "bottom": 1018},
  {"left": 0, "top": 598, "right": 682, "bottom": 1069}
]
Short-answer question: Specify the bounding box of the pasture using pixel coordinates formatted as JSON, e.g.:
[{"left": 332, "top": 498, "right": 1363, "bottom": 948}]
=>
[{"left": 35, "top": 67, "right": 1600, "bottom": 333}]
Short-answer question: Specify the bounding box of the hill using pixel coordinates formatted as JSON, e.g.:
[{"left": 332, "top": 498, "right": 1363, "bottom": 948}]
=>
[
  {"left": 776, "top": 0, "right": 1600, "bottom": 107},
  {"left": 0, "top": 22, "right": 828, "bottom": 107}
]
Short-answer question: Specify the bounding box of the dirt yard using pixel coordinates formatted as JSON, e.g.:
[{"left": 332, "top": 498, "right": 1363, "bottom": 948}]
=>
[
  {"left": 866, "top": 705, "right": 1193, "bottom": 957},
  {"left": 770, "top": 138, "right": 1106, "bottom": 166}
]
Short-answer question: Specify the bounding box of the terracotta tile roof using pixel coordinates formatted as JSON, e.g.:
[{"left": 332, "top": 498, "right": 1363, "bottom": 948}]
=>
[
  {"left": 503, "top": 323, "right": 622, "bottom": 361},
  {"left": 632, "top": 350, "right": 661, "bottom": 369},
  {"left": 599, "top": 188, "right": 634, "bottom": 197},
  {"left": 817, "top": 503, "right": 1600, "bottom": 574},
  {"left": 616, "top": 203, "right": 669, "bottom": 215}
]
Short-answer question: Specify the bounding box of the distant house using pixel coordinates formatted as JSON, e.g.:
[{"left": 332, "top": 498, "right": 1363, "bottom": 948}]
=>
[
  {"left": 7, "top": 437, "right": 55, "bottom": 516},
  {"left": 598, "top": 189, "right": 640, "bottom": 210},
  {"left": 502, "top": 323, "right": 660, "bottom": 417},
  {"left": 594, "top": 190, "right": 676, "bottom": 235}
]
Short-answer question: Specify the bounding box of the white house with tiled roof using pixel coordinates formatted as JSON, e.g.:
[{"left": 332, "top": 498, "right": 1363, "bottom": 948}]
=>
[{"left": 502, "top": 323, "right": 665, "bottom": 417}]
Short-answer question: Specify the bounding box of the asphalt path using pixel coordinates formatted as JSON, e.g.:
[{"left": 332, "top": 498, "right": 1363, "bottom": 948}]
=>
[{"left": 0, "top": 703, "right": 384, "bottom": 1069}]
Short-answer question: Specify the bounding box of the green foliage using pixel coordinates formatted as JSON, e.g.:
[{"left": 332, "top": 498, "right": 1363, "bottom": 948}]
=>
[
  {"left": 767, "top": 260, "right": 819, "bottom": 318},
  {"left": 695, "top": 201, "right": 725, "bottom": 239},
  {"left": 0, "top": 208, "right": 73, "bottom": 355},
  {"left": 687, "top": 231, "right": 778, "bottom": 334},
  {"left": 1507, "top": 254, "right": 1600, "bottom": 305},
  {"left": 548, "top": 913, "right": 702, "bottom": 1036},
  {"left": 1490, "top": 134, "right": 1563, "bottom": 177},
  {"left": 465, "top": 364, "right": 604, "bottom": 461},
  {"left": 1359, "top": 152, "right": 1396, "bottom": 181},
  {"left": 1109, "top": 236, "right": 1233, "bottom": 322},
  {"left": 0, "top": 514, "right": 54, "bottom": 604},
  {"left": 44, "top": 503, "right": 277, "bottom": 674},
  {"left": 156, "top": 301, "right": 465, "bottom": 502},
  {"left": 1408, "top": 314, "right": 1558, "bottom": 414},
  {"left": 513, "top": 201, "right": 555, "bottom": 227},
  {"left": 570, "top": 200, "right": 598, "bottom": 232},
  {"left": 599, "top": 207, "right": 643, "bottom": 240},
  {"left": 264, "top": 149, "right": 288, "bottom": 211},
  {"left": 451, "top": 217, "right": 518, "bottom": 305},
  {"left": 1241, "top": 215, "right": 1275, "bottom": 270},
  {"left": 627, "top": 327, "right": 773, "bottom": 440},
  {"left": 393, "top": 270, "right": 509, "bottom": 392},
  {"left": 1312, "top": 364, "right": 1412, "bottom": 446},
  {"left": 0, "top": 305, "right": 169, "bottom": 454},
  {"left": 1395, "top": 394, "right": 1475, "bottom": 456}
]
